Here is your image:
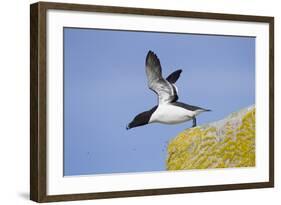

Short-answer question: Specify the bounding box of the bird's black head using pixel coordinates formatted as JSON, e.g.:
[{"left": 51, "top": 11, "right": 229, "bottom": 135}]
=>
[{"left": 126, "top": 106, "right": 158, "bottom": 130}]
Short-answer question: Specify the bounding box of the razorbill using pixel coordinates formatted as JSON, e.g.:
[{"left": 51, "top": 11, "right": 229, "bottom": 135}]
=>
[{"left": 126, "top": 51, "right": 210, "bottom": 129}]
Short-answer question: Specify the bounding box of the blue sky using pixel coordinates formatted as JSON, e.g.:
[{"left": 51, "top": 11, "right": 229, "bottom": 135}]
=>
[{"left": 63, "top": 28, "right": 255, "bottom": 176}]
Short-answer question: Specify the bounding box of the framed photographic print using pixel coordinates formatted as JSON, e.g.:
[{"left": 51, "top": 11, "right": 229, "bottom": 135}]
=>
[{"left": 30, "top": 1, "right": 274, "bottom": 202}]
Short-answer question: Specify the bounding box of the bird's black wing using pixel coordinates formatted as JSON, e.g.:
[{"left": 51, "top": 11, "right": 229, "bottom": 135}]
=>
[
  {"left": 145, "top": 51, "right": 177, "bottom": 104},
  {"left": 166, "top": 69, "right": 182, "bottom": 84}
]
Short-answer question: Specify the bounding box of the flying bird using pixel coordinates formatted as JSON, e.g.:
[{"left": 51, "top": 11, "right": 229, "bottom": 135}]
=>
[{"left": 126, "top": 51, "right": 210, "bottom": 129}]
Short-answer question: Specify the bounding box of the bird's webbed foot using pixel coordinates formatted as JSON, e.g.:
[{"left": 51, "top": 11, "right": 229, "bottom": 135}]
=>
[{"left": 192, "top": 117, "right": 197, "bottom": 127}]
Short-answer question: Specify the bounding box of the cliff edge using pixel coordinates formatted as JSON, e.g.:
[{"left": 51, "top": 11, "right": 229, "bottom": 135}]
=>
[{"left": 166, "top": 105, "right": 255, "bottom": 170}]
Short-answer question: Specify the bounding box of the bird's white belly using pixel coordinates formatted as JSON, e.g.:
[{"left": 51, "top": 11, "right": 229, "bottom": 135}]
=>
[{"left": 149, "top": 104, "right": 195, "bottom": 124}]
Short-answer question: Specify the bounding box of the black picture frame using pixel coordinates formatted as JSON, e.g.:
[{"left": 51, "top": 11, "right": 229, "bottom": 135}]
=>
[{"left": 30, "top": 1, "right": 274, "bottom": 202}]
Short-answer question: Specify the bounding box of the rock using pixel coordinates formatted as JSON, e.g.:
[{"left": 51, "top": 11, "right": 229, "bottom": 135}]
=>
[{"left": 166, "top": 105, "right": 255, "bottom": 170}]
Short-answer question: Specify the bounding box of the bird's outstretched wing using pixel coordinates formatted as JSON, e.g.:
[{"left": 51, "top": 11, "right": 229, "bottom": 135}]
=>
[
  {"left": 166, "top": 69, "right": 182, "bottom": 84},
  {"left": 145, "top": 51, "right": 179, "bottom": 104}
]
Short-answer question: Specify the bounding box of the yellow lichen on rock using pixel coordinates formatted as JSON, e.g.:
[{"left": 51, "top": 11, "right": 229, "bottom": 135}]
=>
[{"left": 166, "top": 106, "right": 255, "bottom": 170}]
